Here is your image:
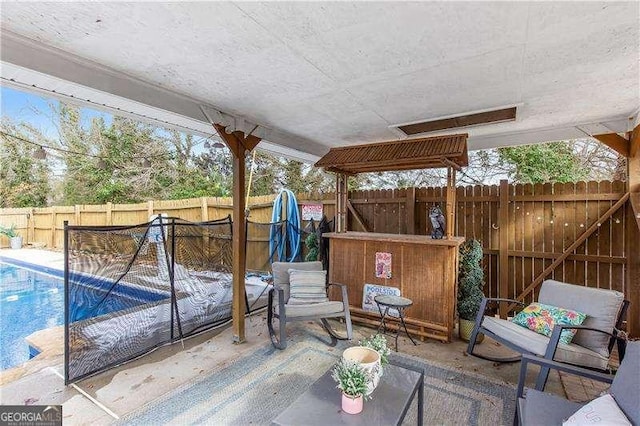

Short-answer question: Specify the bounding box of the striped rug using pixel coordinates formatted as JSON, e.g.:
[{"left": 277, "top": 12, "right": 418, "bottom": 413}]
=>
[{"left": 120, "top": 334, "right": 516, "bottom": 425}]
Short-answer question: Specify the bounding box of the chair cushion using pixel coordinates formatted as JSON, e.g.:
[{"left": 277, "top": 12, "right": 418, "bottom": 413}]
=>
[
  {"left": 272, "top": 261, "right": 322, "bottom": 302},
  {"left": 520, "top": 390, "right": 584, "bottom": 426},
  {"left": 538, "top": 280, "right": 624, "bottom": 356},
  {"left": 283, "top": 301, "right": 345, "bottom": 318},
  {"left": 511, "top": 303, "right": 587, "bottom": 344},
  {"left": 610, "top": 342, "right": 640, "bottom": 424},
  {"left": 288, "top": 269, "right": 329, "bottom": 305},
  {"left": 482, "top": 316, "right": 609, "bottom": 370},
  {"left": 563, "top": 394, "right": 631, "bottom": 426}
]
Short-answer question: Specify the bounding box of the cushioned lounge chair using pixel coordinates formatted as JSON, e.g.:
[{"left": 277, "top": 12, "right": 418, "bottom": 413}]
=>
[
  {"left": 516, "top": 341, "right": 638, "bottom": 426},
  {"left": 267, "top": 261, "right": 353, "bottom": 349},
  {"left": 467, "top": 279, "right": 628, "bottom": 389}
]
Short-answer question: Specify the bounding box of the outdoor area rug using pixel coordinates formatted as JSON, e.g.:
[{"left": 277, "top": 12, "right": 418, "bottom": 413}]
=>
[{"left": 119, "top": 332, "right": 516, "bottom": 425}]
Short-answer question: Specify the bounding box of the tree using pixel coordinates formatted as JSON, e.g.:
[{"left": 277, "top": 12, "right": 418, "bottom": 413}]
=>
[
  {"left": 497, "top": 142, "right": 590, "bottom": 184},
  {"left": 57, "top": 105, "right": 176, "bottom": 204},
  {"left": 0, "top": 119, "right": 52, "bottom": 207}
]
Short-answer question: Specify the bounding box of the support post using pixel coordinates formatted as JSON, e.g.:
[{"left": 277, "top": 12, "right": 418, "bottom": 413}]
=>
[
  {"left": 445, "top": 166, "right": 456, "bottom": 238},
  {"left": 335, "top": 173, "right": 348, "bottom": 233},
  {"left": 498, "top": 179, "right": 510, "bottom": 318},
  {"left": 213, "top": 124, "right": 261, "bottom": 344},
  {"left": 627, "top": 124, "right": 639, "bottom": 337}
]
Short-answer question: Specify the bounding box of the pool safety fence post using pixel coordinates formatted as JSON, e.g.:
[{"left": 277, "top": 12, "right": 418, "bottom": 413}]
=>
[
  {"left": 167, "top": 218, "right": 183, "bottom": 341},
  {"left": 63, "top": 220, "right": 70, "bottom": 385}
]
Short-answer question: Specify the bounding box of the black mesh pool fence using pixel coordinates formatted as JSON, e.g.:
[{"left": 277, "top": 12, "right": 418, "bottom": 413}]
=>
[{"left": 64, "top": 216, "right": 273, "bottom": 384}]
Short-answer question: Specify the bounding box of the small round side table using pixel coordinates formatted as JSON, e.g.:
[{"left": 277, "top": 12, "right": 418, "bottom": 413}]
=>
[{"left": 374, "top": 294, "right": 417, "bottom": 351}]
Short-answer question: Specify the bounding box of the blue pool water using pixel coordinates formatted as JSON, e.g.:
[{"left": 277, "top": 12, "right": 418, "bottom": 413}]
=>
[{"left": 0, "top": 262, "right": 166, "bottom": 370}]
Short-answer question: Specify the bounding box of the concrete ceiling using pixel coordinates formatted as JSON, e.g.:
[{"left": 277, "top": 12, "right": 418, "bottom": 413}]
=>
[{"left": 1, "top": 2, "right": 638, "bottom": 162}]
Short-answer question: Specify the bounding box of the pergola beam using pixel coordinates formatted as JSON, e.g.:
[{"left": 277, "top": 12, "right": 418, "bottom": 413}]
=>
[
  {"left": 593, "top": 132, "right": 630, "bottom": 157},
  {"left": 213, "top": 123, "right": 261, "bottom": 344}
]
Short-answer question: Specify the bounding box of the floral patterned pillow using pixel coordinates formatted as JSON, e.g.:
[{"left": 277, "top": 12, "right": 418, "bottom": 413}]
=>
[{"left": 511, "top": 303, "right": 587, "bottom": 344}]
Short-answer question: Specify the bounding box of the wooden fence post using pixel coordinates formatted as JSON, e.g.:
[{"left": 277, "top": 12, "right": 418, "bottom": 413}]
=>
[
  {"left": 28, "top": 208, "right": 35, "bottom": 245},
  {"left": 74, "top": 205, "right": 81, "bottom": 225},
  {"left": 50, "top": 208, "right": 56, "bottom": 249},
  {"left": 147, "top": 200, "right": 154, "bottom": 219},
  {"left": 106, "top": 202, "right": 113, "bottom": 225},
  {"left": 406, "top": 187, "right": 416, "bottom": 234},
  {"left": 201, "top": 197, "right": 209, "bottom": 222},
  {"left": 498, "top": 180, "right": 510, "bottom": 318}
]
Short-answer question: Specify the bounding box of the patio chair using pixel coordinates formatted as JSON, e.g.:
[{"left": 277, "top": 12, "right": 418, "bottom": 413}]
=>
[
  {"left": 515, "top": 341, "right": 639, "bottom": 426},
  {"left": 267, "top": 261, "right": 353, "bottom": 349},
  {"left": 467, "top": 279, "right": 628, "bottom": 390}
]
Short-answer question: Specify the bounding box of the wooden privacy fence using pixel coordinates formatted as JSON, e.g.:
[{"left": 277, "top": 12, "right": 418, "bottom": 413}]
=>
[
  {"left": 0, "top": 180, "right": 635, "bottom": 334},
  {"left": 345, "top": 179, "right": 634, "bottom": 335},
  {"left": 0, "top": 194, "right": 335, "bottom": 272}
]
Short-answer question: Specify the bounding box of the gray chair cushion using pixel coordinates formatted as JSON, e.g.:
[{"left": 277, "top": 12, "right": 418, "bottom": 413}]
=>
[
  {"left": 288, "top": 269, "right": 329, "bottom": 304},
  {"left": 281, "top": 301, "right": 345, "bottom": 318},
  {"left": 483, "top": 316, "right": 609, "bottom": 370},
  {"left": 538, "top": 280, "right": 624, "bottom": 356},
  {"left": 272, "top": 261, "right": 323, "bottom": 302},
  {"left": 610, "top": 342, "right": 640, "bottom": 424},
  {"left": 520, "top": 390, "right": 584, "bottom": 425}
]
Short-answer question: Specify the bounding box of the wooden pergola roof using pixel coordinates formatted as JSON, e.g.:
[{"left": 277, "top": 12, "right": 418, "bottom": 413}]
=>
[{"left": 315, "top": 133, "right": 469, "bottom": 174}]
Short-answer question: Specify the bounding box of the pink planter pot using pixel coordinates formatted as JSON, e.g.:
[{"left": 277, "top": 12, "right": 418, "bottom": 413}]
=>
[{"left": 341, "top": 393, "right": 363, "bottom": 414}]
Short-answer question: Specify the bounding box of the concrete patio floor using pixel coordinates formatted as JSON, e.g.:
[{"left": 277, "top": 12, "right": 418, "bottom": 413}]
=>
[{"left": 0, "top": 249, "right": 590, "bottom": 425}]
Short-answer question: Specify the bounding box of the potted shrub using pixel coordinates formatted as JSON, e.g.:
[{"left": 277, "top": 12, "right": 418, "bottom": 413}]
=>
[
  {"left": 331, "top": 358, "right": 370, "bottom": 414},
  {"left": 342, "top": 346, "right": 382, "bottom": 395},
  {"left": 359, "top": 334, "right": 390, "bottom": 368},
  {"left": 457, "top": 239, "right": 485, "bottom": 342},
  {"left": 0, "top": 225, "right": 22, "bottom": 249}
]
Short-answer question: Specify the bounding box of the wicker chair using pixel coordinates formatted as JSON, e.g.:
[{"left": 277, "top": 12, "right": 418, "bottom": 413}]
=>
[{"left": 267, "top": 261, "right": 353, "bottom": 349}]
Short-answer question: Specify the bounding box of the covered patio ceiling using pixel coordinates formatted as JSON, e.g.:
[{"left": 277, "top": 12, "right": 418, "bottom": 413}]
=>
[{"left": 1, "top": 2, "right": 638, "bottom": 162}]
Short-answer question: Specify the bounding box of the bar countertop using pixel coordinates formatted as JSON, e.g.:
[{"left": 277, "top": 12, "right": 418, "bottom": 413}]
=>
[{"left": 323, "top": 231, "right": 465, "bottom": 246}]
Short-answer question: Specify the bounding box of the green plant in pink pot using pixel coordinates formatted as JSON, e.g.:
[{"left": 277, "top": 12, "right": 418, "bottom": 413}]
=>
[{"left": 332, "top": 358, "right": 370, "bottom": 414}]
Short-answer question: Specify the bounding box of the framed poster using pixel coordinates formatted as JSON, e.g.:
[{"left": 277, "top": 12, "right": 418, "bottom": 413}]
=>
[
  {"left": 375, "top": 252, "right": 392, "bottom": 279},
  {"left": 362, "top": 283, "right": 400, "bottom": 317},
  {"left": 301, "top": 203, "right": 323, "bottom": 221}
]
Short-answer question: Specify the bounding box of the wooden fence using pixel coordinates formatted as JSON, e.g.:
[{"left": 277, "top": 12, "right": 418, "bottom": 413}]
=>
[
  {"left": 345, "top": 180, "right": 633, "bottom": 333},
  {"left": 0, "top": 193, "right": 335, "bottom": 272},
  {"left": 0, "top": 180, "right": 635, "bottom": 333}
]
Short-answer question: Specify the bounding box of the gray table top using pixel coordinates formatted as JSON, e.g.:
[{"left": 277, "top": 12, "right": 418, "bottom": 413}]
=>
[
  {"left": 272, "top": 362, "right": 423, "bottom": 426},
  {"left": 374, "top": 295, "right": 413, "bottom": 308}
]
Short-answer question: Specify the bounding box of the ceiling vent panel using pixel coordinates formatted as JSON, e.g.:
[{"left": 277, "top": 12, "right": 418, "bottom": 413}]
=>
[{"left": 395, "top": 106, "right": 517, "bottom": 136}]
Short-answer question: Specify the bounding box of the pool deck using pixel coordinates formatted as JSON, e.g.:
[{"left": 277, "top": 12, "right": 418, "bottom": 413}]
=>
[{"left": 0, "top": 248, "right": 601, "bottom": 425}]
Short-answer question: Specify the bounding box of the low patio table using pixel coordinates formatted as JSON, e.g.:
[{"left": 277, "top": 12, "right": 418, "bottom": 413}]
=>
[{"left": 272, "top": 359, "right": 424, "bottom": 426}]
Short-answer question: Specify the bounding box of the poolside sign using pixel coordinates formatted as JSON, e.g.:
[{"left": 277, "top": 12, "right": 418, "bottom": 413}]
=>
[
  {"left": 362, "top": 284, "right": 400, "bottom": 317},
  {"left": 301, "top": 203, "right": 323, "bottom": 221}
]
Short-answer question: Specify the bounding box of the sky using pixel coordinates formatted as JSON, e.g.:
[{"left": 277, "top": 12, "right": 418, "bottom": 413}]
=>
[
  {"left": 0, "top": 86, "right": 211, "bottom": 157},
  {"left": 1, "top": 86, "right": 112, "bottom": 138}
]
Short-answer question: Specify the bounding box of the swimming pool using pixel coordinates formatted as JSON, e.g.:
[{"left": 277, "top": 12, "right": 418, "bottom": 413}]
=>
[{"left": 0, "top": 261, "right": 166, "bottom": 370}]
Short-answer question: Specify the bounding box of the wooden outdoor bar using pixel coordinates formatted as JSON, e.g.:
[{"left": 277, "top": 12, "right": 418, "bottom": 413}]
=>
[
  {"left": 326, "top": 232, "right": 464, "bottom": 342},
  {"left": 315, "top": 133, "right": 470, "bottom": 343}
]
